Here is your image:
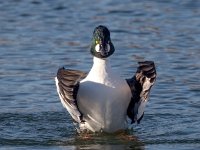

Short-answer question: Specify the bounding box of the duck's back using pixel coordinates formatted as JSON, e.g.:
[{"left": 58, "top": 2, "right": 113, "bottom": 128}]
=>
[{"left": 77, "top": 66, "right": 132, "bottom": 132}]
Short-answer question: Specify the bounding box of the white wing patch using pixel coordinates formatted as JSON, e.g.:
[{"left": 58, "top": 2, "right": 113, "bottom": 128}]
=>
[
  {"left": 136, "top": 77, "right": 154, "bottom": 121},
  {"left": 126, "top": 61, "right": 156, "bottom": 124}
]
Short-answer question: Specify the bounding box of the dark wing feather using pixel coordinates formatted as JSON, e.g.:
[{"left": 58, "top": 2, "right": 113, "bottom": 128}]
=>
[
  {"left": 55, "top": 67, "right": 87, "bottom": 123},
  {"left": 126, "top": 61, "right": 156, "bottom": 124}
]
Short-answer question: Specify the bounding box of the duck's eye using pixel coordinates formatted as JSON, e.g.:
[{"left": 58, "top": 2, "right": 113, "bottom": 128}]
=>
[
  {"left": 95, "top": 44, "right": 100, "bottom": 52},
  {"left": 95, "top": 40, "right": 99, "bottom": 44}
]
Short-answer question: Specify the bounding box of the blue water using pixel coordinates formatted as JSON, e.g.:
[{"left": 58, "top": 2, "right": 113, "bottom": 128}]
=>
[{"left": 0, "top": 0, "right": 200, "bottom": 149}]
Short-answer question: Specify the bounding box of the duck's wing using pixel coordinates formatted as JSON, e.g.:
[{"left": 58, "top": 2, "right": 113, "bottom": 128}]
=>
[
  {"left": 126, "top": 61, "right": 156, "bottom": 124},
  {"left": 55, "top": 67, "right": 87, "bottom": 123}
]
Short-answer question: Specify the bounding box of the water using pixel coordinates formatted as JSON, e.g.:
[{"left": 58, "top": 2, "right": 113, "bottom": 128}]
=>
[{"left": 0, "top": 0, "right": 200, "bottom": 149}]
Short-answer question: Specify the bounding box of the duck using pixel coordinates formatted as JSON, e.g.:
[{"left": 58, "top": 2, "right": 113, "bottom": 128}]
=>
[{"left": 55, "top": 25, "right": 156, "bottom": 133}]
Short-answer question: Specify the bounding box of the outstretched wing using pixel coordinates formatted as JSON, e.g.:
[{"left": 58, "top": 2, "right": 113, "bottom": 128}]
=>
[
  {"left": 55, "top": 67, "right": 87, "bottom": 123},
  {"left": 126, "top": 61, "right": 156, "bottom": 124}
]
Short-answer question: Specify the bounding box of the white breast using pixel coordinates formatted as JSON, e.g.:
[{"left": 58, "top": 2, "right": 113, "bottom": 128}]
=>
[{"left": 77, "top": 57, "right": 132, "bottom": 132}]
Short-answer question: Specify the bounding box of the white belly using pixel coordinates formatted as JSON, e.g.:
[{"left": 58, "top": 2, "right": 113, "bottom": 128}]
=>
[{"left": 77, "top": 73, "right": 132, "bottom": 132}]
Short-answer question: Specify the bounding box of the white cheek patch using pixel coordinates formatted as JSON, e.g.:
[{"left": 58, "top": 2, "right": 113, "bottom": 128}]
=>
[
  {"left": 107, "top": 44, "right": 110, "bottom": 52},
  {"left": 95, "top": 44, "right": 100, "bottom": 52}
]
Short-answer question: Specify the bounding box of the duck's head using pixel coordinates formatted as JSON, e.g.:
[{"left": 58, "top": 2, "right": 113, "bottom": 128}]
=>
[{"left": 90, "top": 25, "right": 115, "bottom": 59}]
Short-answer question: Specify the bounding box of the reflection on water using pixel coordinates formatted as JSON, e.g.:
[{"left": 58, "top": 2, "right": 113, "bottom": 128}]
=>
[
  {"left": 76, "top": 145, "right": 143, "bottom": 150},
  {"left": 0, "top": 0, "right": 200, "bottom": 149},
  {"left": 74, "top": 131, "right": 144, "bottom": 150}
]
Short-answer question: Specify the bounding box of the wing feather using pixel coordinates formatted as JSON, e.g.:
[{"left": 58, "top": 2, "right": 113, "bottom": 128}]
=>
[
  {"left": 126, "top": 61, "right": 156, "bottom": 124},
  {"left": 55, "top": 67, "right": 87, "bottom": 123}
]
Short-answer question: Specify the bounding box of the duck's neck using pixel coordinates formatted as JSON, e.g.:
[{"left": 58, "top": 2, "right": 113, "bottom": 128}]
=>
[
  {"left": 92, "top": 57, "right": 111, "bottom": 72},
  {"left": 86, "top": 57, "right": 112, "bottom": 82}
]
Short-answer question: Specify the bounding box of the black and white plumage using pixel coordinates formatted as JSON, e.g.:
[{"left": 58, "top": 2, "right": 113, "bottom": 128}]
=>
[
  {"left": 56, "top": 68, "right": 87, "bottom": 123},
  {"left": 126, "top": 61, "right": 156, "bottom": 124},
  {"left": 55, "top": 25, "right": 156, "bottom": 133}
]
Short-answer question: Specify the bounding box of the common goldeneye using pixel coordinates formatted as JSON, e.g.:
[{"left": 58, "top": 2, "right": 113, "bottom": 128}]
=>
[{"left": 55, "top": 25, "right": 156, "bottom": 133}]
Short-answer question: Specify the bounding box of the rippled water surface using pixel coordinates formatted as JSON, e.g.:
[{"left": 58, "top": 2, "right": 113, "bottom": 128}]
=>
[{"left": 0, "top": 0, "right": 200, "bottom": 149}]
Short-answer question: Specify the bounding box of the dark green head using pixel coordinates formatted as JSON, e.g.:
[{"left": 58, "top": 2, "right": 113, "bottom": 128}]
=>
[{"left": 90, "top": 25, "right": 115, "bottom": 59}]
